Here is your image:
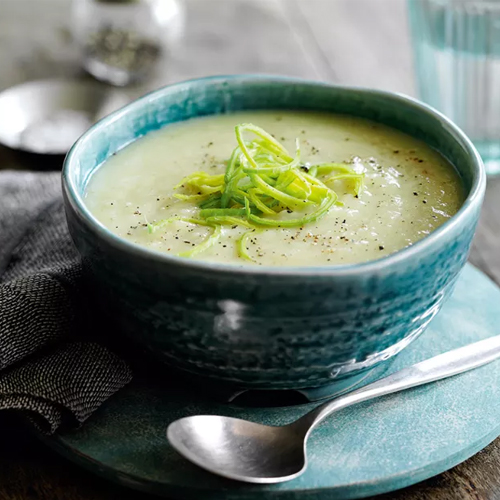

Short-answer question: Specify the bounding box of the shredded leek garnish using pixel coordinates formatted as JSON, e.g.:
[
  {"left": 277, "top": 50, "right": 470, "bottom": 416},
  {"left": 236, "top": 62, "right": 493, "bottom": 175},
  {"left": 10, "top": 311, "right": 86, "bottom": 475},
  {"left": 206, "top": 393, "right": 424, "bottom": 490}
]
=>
[
  {"left": 149, "top": 123, "right": 364, "bottom": 259},
  {"left": 178, "top": 224, "right": 222, "bottom": 258},
  {"left": 237, "top": 229, "right": 258, "bottom": 261}
]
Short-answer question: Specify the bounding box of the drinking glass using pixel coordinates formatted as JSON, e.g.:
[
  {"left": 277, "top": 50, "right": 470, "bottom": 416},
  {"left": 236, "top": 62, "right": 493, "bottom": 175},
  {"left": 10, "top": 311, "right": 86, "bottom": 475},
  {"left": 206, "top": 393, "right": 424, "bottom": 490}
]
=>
[{"left": 408, "top": 0, "right": 500, "bottom": 175}]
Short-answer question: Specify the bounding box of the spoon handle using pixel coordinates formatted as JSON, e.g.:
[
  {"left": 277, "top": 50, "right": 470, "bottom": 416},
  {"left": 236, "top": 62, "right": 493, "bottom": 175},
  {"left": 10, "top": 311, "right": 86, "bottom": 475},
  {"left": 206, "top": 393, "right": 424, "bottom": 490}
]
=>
[{"left": 305, "top": 334, "right": 500, "bottom": 430}]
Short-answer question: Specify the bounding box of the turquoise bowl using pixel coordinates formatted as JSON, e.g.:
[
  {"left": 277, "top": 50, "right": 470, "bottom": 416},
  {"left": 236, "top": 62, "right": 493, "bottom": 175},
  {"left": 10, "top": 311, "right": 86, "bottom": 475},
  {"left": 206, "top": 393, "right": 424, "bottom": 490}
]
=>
[{"left": 63, "top": 75, "right": 485, "bottom": 400}]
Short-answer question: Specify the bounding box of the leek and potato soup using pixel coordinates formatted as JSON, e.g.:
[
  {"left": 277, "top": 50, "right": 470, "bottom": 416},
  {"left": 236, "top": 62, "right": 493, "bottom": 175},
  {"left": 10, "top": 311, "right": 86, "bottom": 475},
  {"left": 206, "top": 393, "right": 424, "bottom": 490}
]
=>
[{"left": 85, "top": 111, "right": 463, "bottom": 266}]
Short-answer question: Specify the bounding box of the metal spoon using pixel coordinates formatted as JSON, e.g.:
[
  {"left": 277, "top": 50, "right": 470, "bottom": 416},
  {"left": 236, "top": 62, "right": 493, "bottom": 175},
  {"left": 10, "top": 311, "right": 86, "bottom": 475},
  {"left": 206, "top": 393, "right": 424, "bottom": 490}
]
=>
[{"left": 167, "top": 334, "right": 500, "bottom": 484}]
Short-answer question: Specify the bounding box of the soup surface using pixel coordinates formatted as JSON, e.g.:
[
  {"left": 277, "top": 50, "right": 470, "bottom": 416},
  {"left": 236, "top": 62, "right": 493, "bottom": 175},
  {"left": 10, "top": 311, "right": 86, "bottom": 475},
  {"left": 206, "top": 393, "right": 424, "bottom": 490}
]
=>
[{"left": 85, "top": 111, "right": 463, "bottom": 266}]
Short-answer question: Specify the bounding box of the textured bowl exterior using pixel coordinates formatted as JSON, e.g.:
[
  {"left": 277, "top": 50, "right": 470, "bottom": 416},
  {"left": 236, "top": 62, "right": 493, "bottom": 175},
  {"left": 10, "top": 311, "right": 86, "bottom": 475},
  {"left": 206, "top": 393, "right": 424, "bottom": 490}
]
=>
[{"left": 63, "top": 76, "right": 485, "bottom": 391}]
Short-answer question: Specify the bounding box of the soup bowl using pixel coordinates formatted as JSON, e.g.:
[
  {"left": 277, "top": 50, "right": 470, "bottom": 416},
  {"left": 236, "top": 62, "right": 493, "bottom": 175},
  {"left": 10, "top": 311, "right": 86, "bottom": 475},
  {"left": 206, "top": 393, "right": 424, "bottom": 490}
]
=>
[{"left": 63, "top": 75, "right": 485, "bottom": 400}]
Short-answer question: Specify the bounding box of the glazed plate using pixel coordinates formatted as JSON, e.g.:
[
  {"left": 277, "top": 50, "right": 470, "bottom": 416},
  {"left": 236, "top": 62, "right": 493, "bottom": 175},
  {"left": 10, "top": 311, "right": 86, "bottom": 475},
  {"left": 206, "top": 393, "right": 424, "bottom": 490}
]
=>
[{"left": 39, "top": 264, "right": 500, "bottom": 499}]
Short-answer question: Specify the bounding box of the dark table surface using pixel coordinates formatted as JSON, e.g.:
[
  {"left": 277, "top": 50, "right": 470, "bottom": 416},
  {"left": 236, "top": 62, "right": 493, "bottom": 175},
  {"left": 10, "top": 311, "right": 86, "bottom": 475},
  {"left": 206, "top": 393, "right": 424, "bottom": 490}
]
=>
[{"left": 1, "top": 1, "right": 500, "bottom": 498}]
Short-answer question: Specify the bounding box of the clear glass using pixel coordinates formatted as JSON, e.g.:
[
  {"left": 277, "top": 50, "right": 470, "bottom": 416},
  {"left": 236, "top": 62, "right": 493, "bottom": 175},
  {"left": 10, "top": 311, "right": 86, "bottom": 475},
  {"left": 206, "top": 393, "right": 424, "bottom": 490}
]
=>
[
  {"left": 72, "top": 0, "right": 185, "bottom": 86},
  {"left": 408, "top": 0, "right": 500, "bottom": 175}
]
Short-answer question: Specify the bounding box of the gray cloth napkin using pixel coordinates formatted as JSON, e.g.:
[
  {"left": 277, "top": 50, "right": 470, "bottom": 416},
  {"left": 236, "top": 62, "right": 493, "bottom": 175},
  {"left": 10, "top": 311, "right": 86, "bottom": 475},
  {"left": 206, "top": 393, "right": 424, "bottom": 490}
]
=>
[{"left": 0, "top": 171, "right": 132, "bottom": 434}]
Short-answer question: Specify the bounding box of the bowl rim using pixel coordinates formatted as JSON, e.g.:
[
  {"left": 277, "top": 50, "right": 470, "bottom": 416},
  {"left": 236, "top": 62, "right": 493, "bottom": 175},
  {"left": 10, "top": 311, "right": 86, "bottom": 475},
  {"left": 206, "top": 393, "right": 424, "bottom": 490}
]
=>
[{"left": 63, "top": 74, "right": 486, "bottom": 277}]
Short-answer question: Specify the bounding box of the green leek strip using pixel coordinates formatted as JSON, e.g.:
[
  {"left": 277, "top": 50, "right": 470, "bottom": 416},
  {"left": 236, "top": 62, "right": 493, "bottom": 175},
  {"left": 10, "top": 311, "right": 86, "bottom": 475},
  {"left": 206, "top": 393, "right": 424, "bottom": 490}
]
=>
[
  {"left": 235, "top": 125, "right": 291, "bottom": 171},
  {"left": 222, "top": 166, "right": 246, "bottom": 208},
  {"left": 148, "top": 217, "right": 214, "bottom": 234},
  {"left": 200, "top": 208, "right": 247, "bottom": 218},
  {"left": 307, "top": 185, "right": 330, "bottom": 203},
  {"left": 243, "top": 138, "right": 300, "bottom": 175},
  {"left": 324, "top": 172, "right": 363, "bottom": 183},
  {"left": 227, "top": 193, "right": 248, "bottom": 207},
  {"left": 199, "top": 194, "right": 222, "bottom": 209},
  {"left": 282, "top": 170, "right": 311, "bottom": 199},
  {"left": 174, "top": 193, "right": 211, "bottom": 202},
  {"left": 315, "top": 163, "right": 354, "bottom": 176},
  {"left": 290, "top": 138, "right": 302, "bottom": 169},
  {"left": 250, "top": 173, "right": 312, "bottom": 210},
  {"left": 176, "top": 184, "right": 222, "bottom": 196},
  {"left": 247, "top": 191, "right": 337, "bottom": 228},
  {"left": 204, "top": 216, "right": 256, "bottom": 229},
  {"left": 178, "top": 225, "right": 222, "bottom": 258},
  {"left": 247, "top": 188, "right": 277, "bottom": 215},
  {"left": 253, "top": 145, "right": 290, "bottom": 164},
  {"left": 307, "top": 165, "right": 318, "bottom": 177},
  {"left": 236, "top": 124, "right": 292, "bottom": 160},
  {"left": 283, "top": 180, "right": 310, "bottom": 200},
  {"left": 274, "top": 170, "right": 297, "bottom": 191},
  {"left": 324, "top": 173, "right": 365, "bottom": 196},
  {"left": 200, "top": 185, "right": 224, "bottom": 195},
  {"left": 242, "top": 163, "right": 294, "bottom": 175},
  {"left": 300, "top": 171, "right": 330, "bottom": 187},
  {"left": 180, "top": 217, "right": 215, "bottom": 226},
  {"left": 253, "top": 152, "right": 286, "bottom": 165},
  {"left": 259, "top": 173, "right": 277, "bottom": 186},
  {"left": 237, "top": 229, "right": 257, "bottom": 261},
  {"left": 223, "top": 146, "right": 241, "bottom": 185},
  {"left": 174, "top": 172, "right": 224, "bottom": 189},
  {"left": 193, "top": 175, "right": 225, "bottom": 187},
  {"left": 252, "top": 139, "right": 292, "bottom": 163}
]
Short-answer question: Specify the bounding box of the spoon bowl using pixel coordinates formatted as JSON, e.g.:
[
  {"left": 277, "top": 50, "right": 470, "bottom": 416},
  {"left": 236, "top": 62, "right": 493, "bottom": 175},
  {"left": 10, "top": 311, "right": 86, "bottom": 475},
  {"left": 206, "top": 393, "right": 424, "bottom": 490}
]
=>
[
  {"left": 167, "top": 416, "right": 308, "bottom": 483},
  {"left": 167, "top": 334, "right": 500, "bottom": 484}
]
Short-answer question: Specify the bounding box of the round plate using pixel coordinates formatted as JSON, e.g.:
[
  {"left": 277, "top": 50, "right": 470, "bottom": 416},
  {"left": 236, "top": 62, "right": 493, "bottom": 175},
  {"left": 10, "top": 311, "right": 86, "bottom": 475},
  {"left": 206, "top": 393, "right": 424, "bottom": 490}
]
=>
[
  {"left": 39, "top": 264, "right": 500, "bottom": 499},
  {"left": 0, "top": 79, "right": 128, "bottom": 155}
]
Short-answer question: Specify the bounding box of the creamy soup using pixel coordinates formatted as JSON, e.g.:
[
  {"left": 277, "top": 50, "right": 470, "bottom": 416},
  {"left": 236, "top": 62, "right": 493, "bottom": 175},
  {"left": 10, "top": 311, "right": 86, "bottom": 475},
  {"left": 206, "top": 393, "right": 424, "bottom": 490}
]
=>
[{"left": 85, "top": 111, "right": 463, "bottom": 266}]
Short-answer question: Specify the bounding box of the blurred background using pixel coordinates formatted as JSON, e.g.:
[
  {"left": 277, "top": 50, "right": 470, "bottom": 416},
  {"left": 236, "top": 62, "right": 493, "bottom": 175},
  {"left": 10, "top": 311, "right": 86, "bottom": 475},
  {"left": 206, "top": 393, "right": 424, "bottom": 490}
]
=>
[
  {"left": 0, "top": 0, "right": 413, "bottom": 92},
  {"left": 0, "top": 0, "right": 414, "bottom": 168}
]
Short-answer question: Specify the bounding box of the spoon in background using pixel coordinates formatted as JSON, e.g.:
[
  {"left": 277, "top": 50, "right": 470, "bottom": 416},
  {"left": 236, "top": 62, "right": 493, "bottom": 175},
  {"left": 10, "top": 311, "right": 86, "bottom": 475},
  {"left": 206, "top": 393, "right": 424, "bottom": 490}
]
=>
[{"left": 167, "top": 334, "right": 500, "bottom": 484}]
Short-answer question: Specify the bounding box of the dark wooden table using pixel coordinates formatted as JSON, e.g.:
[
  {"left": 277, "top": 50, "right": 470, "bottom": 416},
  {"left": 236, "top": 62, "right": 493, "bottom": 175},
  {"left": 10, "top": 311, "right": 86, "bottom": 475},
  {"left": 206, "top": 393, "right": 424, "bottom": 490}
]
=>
[{"left": 1, "top": 1, "right": 500, "bottom": 498}]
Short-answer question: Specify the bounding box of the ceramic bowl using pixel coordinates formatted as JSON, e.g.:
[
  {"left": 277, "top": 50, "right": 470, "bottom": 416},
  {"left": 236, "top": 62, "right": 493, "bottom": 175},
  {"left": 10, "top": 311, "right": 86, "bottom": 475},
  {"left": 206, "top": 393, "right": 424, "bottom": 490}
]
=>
[{"left": 63, "top": 75, "right": 485, "bottom": 400}]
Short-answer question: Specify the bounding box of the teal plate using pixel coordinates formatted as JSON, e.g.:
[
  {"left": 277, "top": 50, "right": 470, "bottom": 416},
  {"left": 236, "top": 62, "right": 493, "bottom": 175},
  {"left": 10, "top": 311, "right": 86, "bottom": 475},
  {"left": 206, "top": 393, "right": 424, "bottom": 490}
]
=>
[{"left": 40, "top": 264, "right": 500, "bottom": 499}]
